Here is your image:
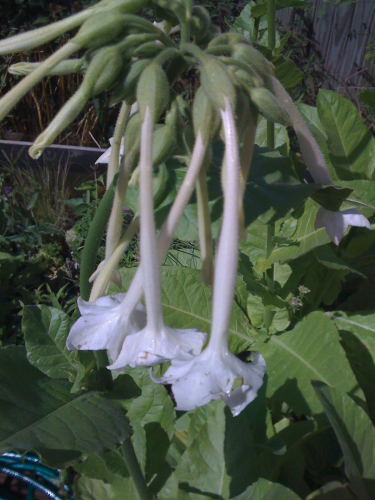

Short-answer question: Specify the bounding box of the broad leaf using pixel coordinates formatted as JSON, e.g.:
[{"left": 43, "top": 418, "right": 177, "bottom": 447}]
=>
[
  {"left": 359, "top": 89, "right": 375, "bottom": 114},
  {"left": 0, "top": 346, "right": 131, "bottom": 467},
  {"left": 317, "top": 90, "right": 375, "bottom": 180},
  {"left": 74, "top": 451, "right": 137, "bottom": 499},
  {"left": 256, "top": 201, "right": 331, "bottom": 271},
  {"left": 251, "top": 0, "right": 310, "bottom": 18},
  {"left": 255, "top": 117, "right": 289, "bottom": 150},
  {"left": 125, "top": 147, "right": 317, "bottom": 243},
  {"left": 232, "top": 477, "right": 301, "bottom": 499},
  {"left": 119, "top": 266, "right": 257, "bottom": 354},
  {"left": 261, "top": 312, "right": 362, "bottom": 415},
  {"left": 312, "top": 382, "right": 375, "bottom": 499},
  {"left": 74, "top": 476, "right": 113, "bottom": 500},
  {"left": 297, "top": 103, "right": 336, "bottom": 181},
  {"left": 306, "top": 481, "right": 356, "bottom": 500},
  {"left": 22, "top": 305, "right": 77, "bottom": 380},
  {"left": 169, "top": 401, "right": 259, "bottom": 499},
  {"left": 330, "top": 311, "right": 375, "bottom": 419}
]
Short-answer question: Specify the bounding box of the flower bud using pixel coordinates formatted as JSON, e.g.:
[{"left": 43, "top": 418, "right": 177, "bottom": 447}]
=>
[
  {"left": 74, "top": 12, "right": 129, "bottom": 48},
  {"left": 124, "top": 112, "right": 142, "bottom": 152},
  {"left": 232, "top": 43, "right": 274, "bottom": 78},
  {"left": 249, "top": 88, "right": 291, "bottom": 126},
  {"left": 110, "top": 58, "right": 151, "bottom": 106},
  {"left": 137, "top": 63, "right": 170, "bottom": 123},
  {"left": 208, "top": 33, "right": 252, "bottom": 48},
  {"left": 133, "top": 40, "right": 165, "bottom": 58},
  {"left": 191, "top": 6, "right": 211, "bottom": 41},
  {"left": 9, "top": 58, "right": 85, "bottom": 76},
  {"left": 78, "top": 46, "right": 124, "bottom": 97},
  {"left": 200, "top": 57, "right": 236, "bottom": 111},
  {"left": 193, "top": 87, "right": 220, "bottom": 145}
]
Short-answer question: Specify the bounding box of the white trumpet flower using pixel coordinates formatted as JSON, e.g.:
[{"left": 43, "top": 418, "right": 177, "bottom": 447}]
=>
[
  {"left": 66, "top": 294, "right": 146, "bottom": 362},
  {"left": 266, "top": 75, "right": 371, "bottom": 246},
  {"left": 315, "top": 207, "right": 371, "bottom": 246},
  {"left": 153, "top": 98, "right": 266, "bottom": 416},
  {"left": 66, "top": 131, "right": 208, "bottom": 366},
  {"left": 108, "top": 107, "right": 206, "bottom": 370}
]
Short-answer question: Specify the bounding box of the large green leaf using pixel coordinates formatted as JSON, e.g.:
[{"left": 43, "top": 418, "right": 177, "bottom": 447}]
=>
[
  {"left": 359, "top": 89, "right": 375, "bottom": 114},
  {"left": 119, "top": 266, "right": 256, "bottom": 353},
  {"left": 74, "top": 451, "right": 137, "bottom": 499},
  {"left": 0, "top": 346, "right": 131, "bottom": 467},
  {"left": 125, "top": 147, "right": 317, "bottom": 242},
  {"left": 261, "top": 312, "right": 362, "bottom": 416},
  {"left": 317, "top": 90, "right": 375, "bottom": 180},
  {"left": 330, "top": 311, "right": 375, "bottom": 419},
  {"left": 232, "top": 477, "right": 301, "bottom": 499},
  {"left": 251, "top": 0, "right": 309, "bottom": 18},
  {"left": 330, "top": 312, "right": 375, "bottom": 361},
  {"left": 22, "top": 305, "right": 77, "bottom": 380},
  {"left": 123, "top": 366, "right": 175, "bottom": 492},
  {"left": 312, "top": 382, "right": 375, "bottom": 499},
  {"left": 162, "top": 401, "right": 259, "bottom": 500},
  {"left": 74, "top": 476, "right": 113, "bottom": 500},
  {"left": 256, "top": 200, "right": 331, "bottom": 271},
  {"left": 297, "top": 103, "right": 336, "bottom": 181},
  {"left": 255, "top": 117, "right": 289, "bottom": 150},
  {"left": 306, "top": 481, "right": 356, "bottom": 500}
]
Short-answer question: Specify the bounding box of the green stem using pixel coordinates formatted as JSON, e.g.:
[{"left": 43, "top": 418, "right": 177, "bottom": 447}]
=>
[
  {"left": 254, "top": 18, "right": 260, "bottom": 42},
  {"left": 267, "top": 0, "right": 276, "bottom": 151},
  {"left": 121, "top": 439, "right": 152, "bottom": 500},
  {"left": 181, "top": 22, "right": 190, "bottom": 44},
  {"left": 267, "top": 0, "right": 276, "bottom": 51},
  {"left": 79, "top": 180, "right": 116, "bottom": 301},
  {"left": 94, "top": 351, "right": 113, "bottom": 390},
  {"left": 265, "top": 0, "right": 276, "bottom": 311}
]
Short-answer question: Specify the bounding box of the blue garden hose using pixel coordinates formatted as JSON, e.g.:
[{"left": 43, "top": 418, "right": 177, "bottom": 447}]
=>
[{"left": 0, "top": 453, "right": 73, "bottom": 500}]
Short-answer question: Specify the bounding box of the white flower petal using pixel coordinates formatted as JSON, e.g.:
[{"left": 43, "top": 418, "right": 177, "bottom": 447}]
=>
[
  {"left": 108, "top": 325, "right": 207, "bottom": 370},
  {"left": 152, "top": 348, "right": 266, "bottom": 417},
  {"left": 66, "top": 295, "right": 146, "bottom": 361},
  {"left": 95, "top": 147, "right": 112, "bottom": 164},
  {"left": 315, "top": 207, "right": 371, "bottom": 245},
  {"left": 95, "top": 138, "right": 125, "bottom": 164}
]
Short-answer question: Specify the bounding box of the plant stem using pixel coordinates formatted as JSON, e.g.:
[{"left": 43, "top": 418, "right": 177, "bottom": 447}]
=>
[
  {"left": 265, "top": 0, "right": 276, "bottom": 306},
  {"left": 121, "top": 439, "right": 152, "bottom": 500},
  {"left": 94, "top": 351, "right": 113, "bottom": 390},
  {"left": 254, "top": 18, "right": 260, "bottom": 42}
]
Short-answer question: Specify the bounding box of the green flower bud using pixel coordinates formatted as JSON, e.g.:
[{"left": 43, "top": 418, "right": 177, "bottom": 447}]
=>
[
  {"left": 81, "top": 46, "right": 124, "bottom": 96},
  {"left": 165, "top": 53, "right": 187, "bottom": 86},
  {"left": 232, "top": 43, "right": 274, "bottom": 78},
  {"left": 191, "top": 6, "right": 211, "bottom": 41},
  {"left": 133, "top": 40, "right": 165, "bottom": 58},
  {"left": 110, "top": 58, "right": 151, "bottom": 106},
  {"left": 200, "top": 57, "right": 236, "bottom": 111},
  {"left": 137, "top": 63, "right": 170, "bottom": 123},
  {"left": 249, "top": 88, "right": 291, "bottom": 126},
  {"left": 9, "top": 58, "right": 85, "bottom": 76},
  {"left": 208, "top": 33, "right": 252, "bottom": 49},
  {"left": 124, "top": 112, "right": 142, "bottom": 153},
  {"left": 152, "top": 124, "right": 175, "bottom": 167},
  {"left": 232, "top": 66, "right": 263, "bottom": 90},
  {"left": 193, "top": 87, "right": 220, "bottom": 145},
  {"left": 74, "top": 12, "right": 129, "bottom": 48}
]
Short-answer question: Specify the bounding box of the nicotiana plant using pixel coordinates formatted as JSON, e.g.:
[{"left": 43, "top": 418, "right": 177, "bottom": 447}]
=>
[{"left": 1, "top": 1, "right": 375, "bottom": 499}]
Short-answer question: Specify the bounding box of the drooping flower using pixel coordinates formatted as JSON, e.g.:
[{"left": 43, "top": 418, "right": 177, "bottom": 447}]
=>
[
  {"left": 108, "top": 106, "right": 206, "bottom": 370},
  {"left": 153, "top": 97, "right": 266, "bottom": 416},
  {"left": 315, "top": 207, "right": 371, "bottom": 246},
  {"left": 66, "top": 294, "right": 147, "bottom": 362},
  {"left": 266, "top": 74, "right": 371, "bottom": 245},
  {"left": 66, "top": 130, "right": 208, "bottom": 366}
]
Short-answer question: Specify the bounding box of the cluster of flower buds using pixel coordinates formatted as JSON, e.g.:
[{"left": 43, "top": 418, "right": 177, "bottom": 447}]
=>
[{"left": 1, "top": 0, "right": 370, "bottom": 415}]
